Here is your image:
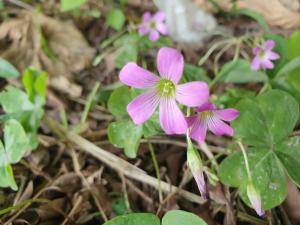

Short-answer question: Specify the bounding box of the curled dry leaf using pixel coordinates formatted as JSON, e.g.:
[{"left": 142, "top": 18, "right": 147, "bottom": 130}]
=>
[
  {"left": 195, "top": 0, "right": 300, "bottom": 28},
  {"left": 0, "top": 10, "right": 95, "bottom": 97}
]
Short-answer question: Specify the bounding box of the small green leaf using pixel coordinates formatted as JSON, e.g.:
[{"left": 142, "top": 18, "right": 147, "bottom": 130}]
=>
[
  {"left": 104, "top": 213, "right": 160, "bottom": 225},
  {"left": 108, "top": 120, "right": 143, "bottom": 158},
  {"left": 183, "top": 64, "right": 211, "bottom": 83},
  {"left": 60, "top": 0, "right": 87, "bottom": 11},
  {"left": 142, "top": 112, "right": 163, "bottom": 137},
  {"left": 0, "top": 58, "right": 19, "bottom": 78},
  {"left": 108, "top": 86, "right": 132, "bottom": 117},
  {"left": 22, "top": 67, "right": 48, "bottom": 105},
  {"left": 4, "top": 119, "right": 29, "bottom": 164},
  {"left": 219, "top": 59, "right": 268, "bottom": 83},
  {"left": 162, "top": 210, "right": 207, "bottom": 225},
  {"left": 106, "top": 9, "right": 125, "bottom": 31},
  {"left": 0, "top": 165, "right": 17, "bottom": 191},
  {"left": 285, "top": 30, "right": 300, "bottom": 60},
  {"left": 275, "top": 57, "right": 300, "bottom": 79},
  {"left": 0, "top": 86, "right": 34, "bottom": 113}
]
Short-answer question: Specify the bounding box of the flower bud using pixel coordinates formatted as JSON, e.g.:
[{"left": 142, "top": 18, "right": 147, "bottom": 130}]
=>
[
  {"left": 247, "top": 182, "right": 265, "bottom": 217},
  {"left": 187, "top": 139, "right": 207, "bottom": 199}
]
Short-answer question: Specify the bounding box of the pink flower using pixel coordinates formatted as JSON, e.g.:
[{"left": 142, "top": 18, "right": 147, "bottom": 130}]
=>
[
  {"left": 187, "top": 102, "right": 239, "bottom": 143},
  {"left": 251, "top": 40, "right": 280, "bottom": 71},
  {"left": 247, "top": 182, "right": 265, "bottom": 217},
  {"left": 119, "top": 47, "right": 209, "bottom": 135},
  {"left": 138, "top": 11, "right": 169, "bottom": 42}
]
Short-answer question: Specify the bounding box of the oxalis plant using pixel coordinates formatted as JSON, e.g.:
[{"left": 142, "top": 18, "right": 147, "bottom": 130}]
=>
[
  {"left": 1, "top": 4, "right": 300, "bottom": 224},
  {"left": 104, "top": 9, "right": 300, "bottom": 225}
]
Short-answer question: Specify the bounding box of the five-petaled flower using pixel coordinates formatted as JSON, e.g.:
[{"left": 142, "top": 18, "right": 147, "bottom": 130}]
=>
[
  {"left": 251, "top": 40, "right": 280, "bottom": 71},
  {"left": 119, "top": 47, "right": 209, "bottom": 135},
  {"left": 187, "top": 102, "right": 239, "bottom": 143},
  {"left": 138, "top": 11, "right": 169, "bottom": 42}
]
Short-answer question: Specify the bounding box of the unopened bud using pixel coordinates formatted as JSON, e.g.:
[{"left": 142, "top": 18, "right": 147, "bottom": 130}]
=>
[{"left": 247, "top": 182, "right": 265, "bottom": 217}]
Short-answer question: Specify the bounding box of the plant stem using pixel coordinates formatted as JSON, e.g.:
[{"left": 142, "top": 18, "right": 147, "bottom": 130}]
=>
[
  {"left": 80, "top": 83, "right": 100, "bottom": 124},
  {"left": 237, "top": 141, "right": 252, "bottom": 180},
  {"left": 148, "top": 141, "right": 163, "bottom": 203}
]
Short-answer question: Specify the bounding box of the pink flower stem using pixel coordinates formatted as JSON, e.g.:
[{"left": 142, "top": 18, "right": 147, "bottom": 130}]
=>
[{"left": 237, "top": 140, "right": 252, "bottom": 181}]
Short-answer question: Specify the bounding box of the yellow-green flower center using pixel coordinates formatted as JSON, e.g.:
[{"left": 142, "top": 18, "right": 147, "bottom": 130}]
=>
[
  {"left": 199, "top": 111, "right": 214, "bottom": 120},
  {"left": 156, "top": 79, "right": 176, "bottom": 97},
  {"left": 149, "top": 21, "right": 156, "bottom": 29}
]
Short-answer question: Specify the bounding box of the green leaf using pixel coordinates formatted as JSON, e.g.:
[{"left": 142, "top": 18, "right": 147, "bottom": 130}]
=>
[
  {"left": 236, "top": 9, "right": 270, "bottom": 33},
  {"left": 142, "top": 112, "right": 163, "bottom": 138},
  {"left": 0, "top": 165, "right": 17, "bottom": 191},
  {"left": 220, "top": 90, "right": 299, "bottom": 210},
  {"left": 22, "top": 67, "right": 48, "bottom": 105},
  {"left": 0, "top": 58, "right": 19, "bottom": 78},
  {"left": 219, "top": 149, "right": 287, "bottom": 209},
  {"left": 219, "top": 59, "right": 268, "bottom": 83},
  {"left": 285, "top": 30, "right": 300, "bottom": 60},
  {"left": 232, "top": 90, "right": 299, "bottom": 148},
  {"left": 183, "top": 64, "right": 211, "bottom": 83},
  {"left": 108, "top": 120, "right": 143, "bottom": 158},
  {"left": 104, "top": 213, "right": 160, "bottom": 225},
  {"left": 60, "top": 0, "right": 87, "bottom": 11},
  {"left": 275, "top": 137, "right": 300, "bottom": 186},
  {"left": 106, "top": 9, "right": 125, "bottom": 31},
  {"left": 0, "top": 86, "right": 35, "bottom": 113},
  {"left": 3, "top": 119, "right": 29, "bottom": 164},
  {"left": 275, "top": 57, "right": 300, "bottom": 79},
  {"left": 108, "top": 87, "right": 131, "bottom": 117},
  {"left": 162, "top": 210, "right": 207, "bottom": 225}
]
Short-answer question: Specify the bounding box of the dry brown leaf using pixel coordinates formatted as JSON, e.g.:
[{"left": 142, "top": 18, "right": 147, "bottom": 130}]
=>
[
  {"left": 0, "top": 10, "right": 95, "bottom": 97},
  {"left": 195, "top": 0, "right": 300, "bottom": 28}
]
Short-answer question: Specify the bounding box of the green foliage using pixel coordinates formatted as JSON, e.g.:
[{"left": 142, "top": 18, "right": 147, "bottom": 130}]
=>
[
  {"left": 219, "top": 59, "right": 268, "bottom": 83},
  {"left": 183, "top": 64, "right": 211, "bottom": 83},
  {"left": 285, "top": 30, "right": 300, "bottom": 60},
  {"left": 219, "top": 90, "right": 300, "bottom": 209},
  {"left": 0, "top": 58, "right": 19, "bottom": 78},
  {"left": 106, "top": 9, "right": 126, "bottom": 31},
  {"left": 0, "top": 120, "right": 29, "bottom": 190},
  {"left": 108, "top": 86, "right": 132, "bottom": 116},
  {"left": 104, "top": 210, "right": 207, "bottom": 225},
  {"left": 0, "top": 68, "right": 47, "bottom": 190},
  {"left": 60, "top": 0, "right": 87, "bottom": 12},
  {"left": 162, "top": 210, "right": 207, "bottom": 225},
  {"left": 108, "top": 119, "right": 143, "bottom": 158}
]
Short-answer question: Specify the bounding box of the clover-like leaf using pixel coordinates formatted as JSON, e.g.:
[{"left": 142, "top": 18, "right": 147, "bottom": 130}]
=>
[
  {"left": 162, "top": 210, "right": 207, "bottom": 225},
  {"left": 104, "top": 213, "right": 160, "bottom": 225},
  {"left": 219, "top": 90, "right": 299, "bottom": 210}
]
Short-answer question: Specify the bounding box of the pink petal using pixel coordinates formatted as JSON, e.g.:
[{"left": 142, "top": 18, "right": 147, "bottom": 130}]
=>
[
  {"left": 261, "top": 59, "right": 274, "bottom": 69},
  {"left": 216, "top": 109, "right": 239, "bottom": 121},
  {"left": 264, "top": 40, "right": 275, "bottom": 50},
  {"left": 194, "top": 170, "right": 208, "bottom": 199},
  {"left": 196, "top": 102, "right": 215, "bottom": 112},
  {"left": 207, "top": 116, "right": 234, "bottom": 136},
  {"left": 119, "top": 63, "right": 159, "bottom": 89},
  {"left": 253, "top": 47, "right": 261, "bottom": 55},
  {"left": 142, "top": 12, "right": 152, "bottom": 22},
  {"left": 153, "top": 11, "right": 166, "bottom": 22},
  {"left": 157, "top": 47, "right": 184, "bottom": 84},
  {"left": 186, "top": 116, "right": 197, "bottom": 127},
  {"left": 156, "top": 23, "right": 169, "bottom": 35},
  {"left": 175, "top": 81, "right": 209, "bottom": 107},
  {"left": 159, "top": 98, "right": 187, "bottom": 134},
  {"left": 149, "top": 30, "right": 160, "bottom": 41},
  {"left": 189, "top": 117, "right": 207, "bottom": 143},
  {"left": 267, "top": 51, "right": 280, "bottom": 60},
  {"left": 138, "top": 25, "right": 150, "bottom": 35},
  {"left": 251, "top": 57, "right": 261, "bottom": 71},
  {"left": 127, "top": 91, "right": 160, "bottom": 125}
]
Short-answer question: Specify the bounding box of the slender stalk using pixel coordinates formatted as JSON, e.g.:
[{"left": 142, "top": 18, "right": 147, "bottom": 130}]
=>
[
  {"left": 80, "top": 83, "right": 100, "bottom": 124},
  {"left": 237, "top": 141, "right": 252, "bottom": 180},
  {"left": 148, "top": 141, "right": 163, "bottom": 203}
]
